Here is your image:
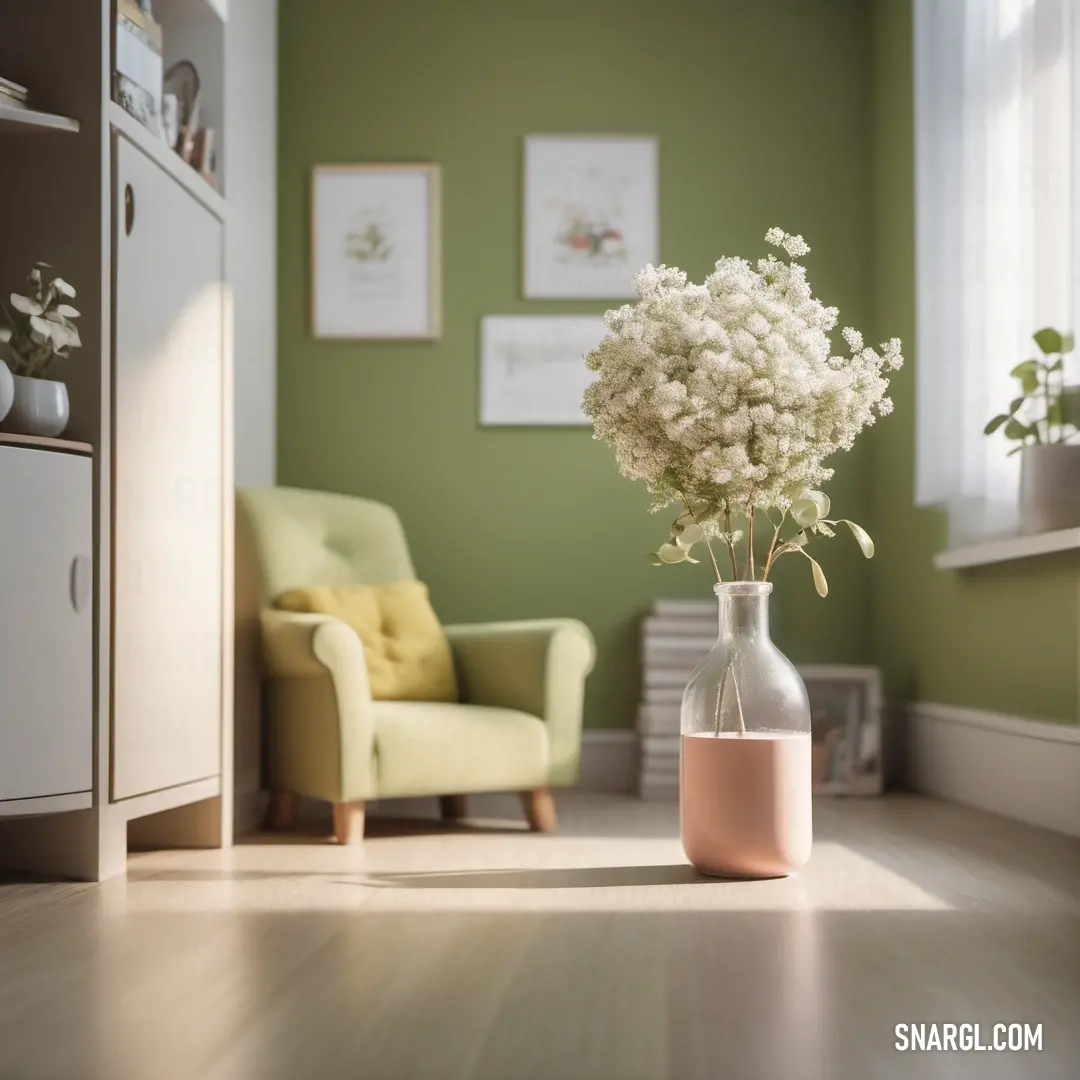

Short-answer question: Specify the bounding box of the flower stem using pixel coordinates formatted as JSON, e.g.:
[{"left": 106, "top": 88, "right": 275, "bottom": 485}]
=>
[
  {"left": 747, "top": 506, "right": 756, "bottom": 580},
  {"left": 712, "top": 653, "right": 747, "bottom": 736},
  {"left": 681, "top": 498, "right": 723, "bottom": 584},
  {"left": 762, "top": 508, "right": 788, "bottom": 580},
  {"left": 723, "top": 504, "right": 738, "bottom": 579}
]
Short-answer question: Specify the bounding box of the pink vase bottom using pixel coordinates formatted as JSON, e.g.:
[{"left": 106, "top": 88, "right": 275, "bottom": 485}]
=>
[{"left": 680, "top": 731, "right": 812, "bottom": 879}]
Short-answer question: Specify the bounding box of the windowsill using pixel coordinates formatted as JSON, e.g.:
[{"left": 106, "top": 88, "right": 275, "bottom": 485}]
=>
[{"left": 934, "top": 527, "right": 1080, "bottom": 570}]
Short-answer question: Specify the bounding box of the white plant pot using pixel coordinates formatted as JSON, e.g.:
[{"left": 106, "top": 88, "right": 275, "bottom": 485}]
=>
[
  {"left": 1019, "top": 444, "right": 1080, "bottom": 534},
  {"left": 0, "top": 359, "right": 13, "bottom": 425},
  {"left": 4, "top": 375, "right": 70, "bottom": 438}
]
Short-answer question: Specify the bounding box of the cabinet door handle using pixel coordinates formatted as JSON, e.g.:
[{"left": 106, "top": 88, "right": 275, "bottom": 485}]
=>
[
  {"left": 124, "top": 183, "right": 135, "bottom": 235},
  {"left": 70, "top": 555, "right": 91, "bottom": 613}
]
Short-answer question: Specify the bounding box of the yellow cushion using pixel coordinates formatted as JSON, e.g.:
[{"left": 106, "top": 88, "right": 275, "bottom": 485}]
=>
[{"left": 274, "top": 581, "right": 459, "bottom": 702}]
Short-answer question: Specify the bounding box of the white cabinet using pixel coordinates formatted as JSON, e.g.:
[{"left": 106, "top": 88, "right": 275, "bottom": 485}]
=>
[
  {"left": 111, "top": 134, "right": 225, "bottom": 800},
  {"left": 0, "top": 447, "right": 93, "bottom": 803}
]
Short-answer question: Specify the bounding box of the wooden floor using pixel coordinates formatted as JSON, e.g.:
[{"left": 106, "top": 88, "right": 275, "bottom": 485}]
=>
[{"left": 0, "top": 793, "right": 1077, "bottom": 1080}]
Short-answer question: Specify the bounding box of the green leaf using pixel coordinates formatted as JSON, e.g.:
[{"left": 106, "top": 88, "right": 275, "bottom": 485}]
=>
[
  {"left": 1010, "top": 359, "right": 1040, "bottom": 377},
  {"left": 657, "top": 542, "right": 699, "bottom": 565},
  {"left": 1007, "top": 444, "right": 1025, "bottom": 457},
  {"left": 677, "top": 523, "right": 705, "bottom": 547},
  {"left": 1048, "top": 400, "right": 1063, "bottom": 428},
  {"left": 1003, "top": 418, "right": 1032, "bottom": 441},
  {"left": 1019, "top": 370, "right": 1040, "bottom": 395},
  {"left": 1049, "top": 358, "right": 1064, "bottom": 372},
  {"left": 1060, "top": 386, "right": 1080, "bottom": 429},
  {"left": 984, "top": 414, "right": 1009, "bottom": 435},
  {"left": 1060, "top": 332, "right": 1075, "bottom": 353},
  {"left": 791, "top": 498, "right": 821, "bottom": 528},
  {"left": 797, "top": 548, "right": 828, "bottom": 597},
  {"left": 838, "top": 519, "right": 875, "bottom": 558},
  {"left": 10, "top": 293, "right": 42, "bottom": 316},
  {"left": 807, "top": 490, "right": 831, "bottom": 519},
  {"left": 1033, "top": 328, "right": 1064, "bottom": 355},
  {"left": 1008, "top": 396, "right": 1025, "bottom": 415}
]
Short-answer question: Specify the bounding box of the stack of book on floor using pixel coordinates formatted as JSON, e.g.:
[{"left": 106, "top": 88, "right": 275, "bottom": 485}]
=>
[{"left": 637, "top": 599, "right": 716, "bottom": 800}]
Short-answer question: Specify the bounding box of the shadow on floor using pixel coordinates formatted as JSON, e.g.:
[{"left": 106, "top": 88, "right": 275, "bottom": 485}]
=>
[{"left": 354, "top": 864, "right": 720, "bottom": 889}]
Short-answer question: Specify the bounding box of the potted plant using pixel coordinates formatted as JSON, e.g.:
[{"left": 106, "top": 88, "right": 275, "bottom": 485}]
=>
[
  {"left": 984, "top": 328, "right": 1080, "bottom": 534},
  {"left": 583, "top": 227, "right": 902, "bottom": 878},
  {"left": 0, "top": 263, "right": 81, "bottom": 437}
]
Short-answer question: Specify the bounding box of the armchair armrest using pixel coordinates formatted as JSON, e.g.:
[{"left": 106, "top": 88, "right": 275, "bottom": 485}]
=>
[
  {"left": 259, "top": 610, "right": 377, "bottom": 801},
  {"left": 443, "top": 619, "right": 596, "bottom": 786}
]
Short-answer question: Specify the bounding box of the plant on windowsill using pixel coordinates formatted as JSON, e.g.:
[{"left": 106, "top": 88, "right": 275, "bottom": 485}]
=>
[
  {"left": 581, "top": 227, "right": 903, "bottom": 878},
  {"left": 0, "top": 263, "right": 81, "bottom": 438},
  {"left": 984, "top": 328, "right": 1080, "bottom": 534}
]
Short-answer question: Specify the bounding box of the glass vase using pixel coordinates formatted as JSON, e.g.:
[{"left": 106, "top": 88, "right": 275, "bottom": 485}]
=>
[{"left": 680, "top": 581, "right": 812, "bottom": 878}]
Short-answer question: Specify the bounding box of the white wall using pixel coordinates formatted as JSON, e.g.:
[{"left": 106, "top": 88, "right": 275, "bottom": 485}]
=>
[
  {"left": 226, "top": 0, "right": 277, "bottom": 835},
  {"left": 226, "top": 0, "right": 276, "bottom": 488}
]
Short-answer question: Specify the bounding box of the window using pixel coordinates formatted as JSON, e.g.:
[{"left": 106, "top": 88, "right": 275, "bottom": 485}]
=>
[{"left": 914, "top": 0, "right": 1078, "bottom": 544}]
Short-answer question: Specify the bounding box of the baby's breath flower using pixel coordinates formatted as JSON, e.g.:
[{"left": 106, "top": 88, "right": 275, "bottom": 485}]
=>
[{"left": 582, "top": 228, "right": 904, "bottom": 514}]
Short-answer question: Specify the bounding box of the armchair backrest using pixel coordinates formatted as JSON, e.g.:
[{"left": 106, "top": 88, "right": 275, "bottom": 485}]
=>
[{"left": 237, "top": 486, "right": 416, "bottom": 605}]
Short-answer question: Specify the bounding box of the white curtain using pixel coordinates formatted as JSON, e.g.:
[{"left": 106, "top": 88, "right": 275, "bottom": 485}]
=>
[{"left": 914, "top": 0, "right": 1079, "bottom": 543}]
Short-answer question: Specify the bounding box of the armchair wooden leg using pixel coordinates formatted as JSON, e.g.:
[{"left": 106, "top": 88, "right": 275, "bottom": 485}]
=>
[
  {"left": 520, "top": 787, "right": 557, "bottom": 833},
  {"left": 265, "top": 792, "right": 300, "bottom": 831},
  {"left": 439, "top": 794, "right": 468, "bottom": 822},
  {"left": 333, "top": 801, "right": 366, "bottom": 845}
]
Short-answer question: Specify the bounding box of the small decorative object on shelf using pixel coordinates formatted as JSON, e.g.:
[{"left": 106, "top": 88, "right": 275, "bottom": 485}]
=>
[
  {"left": 583, "top": 227, "right": 903, "bottom": 878},
  {"left": 115, "top": 0, "right": 165, "bottom": 137},
  {"left": 0, "top": 74, "right": 29, "bottom": 111},
  {"left": 0, "top": 263, "right": 82, "bottom": 437},
  {"left": 984, "top": 328, "right": 1080, "bottom": 534},
  {"left": 0, "top": 356, "right": 13, "bottom": 424}
]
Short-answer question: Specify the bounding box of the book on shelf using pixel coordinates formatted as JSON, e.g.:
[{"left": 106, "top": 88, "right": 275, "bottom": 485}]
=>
[
  {"left": 115, "top": 1, "right": 163, "bottom": 137},
  {"left": 641, "top": 735, "right": 680, "bottom": 757},
  {"left": 117, "top": 0, "right": 164, "bottom": 50},
  {"left": 0, "top": 75, "right": 28, "bottom": 110},
  {"left": 642, "top": 643, "right": 712, "bottom": 668},
  {"left": 643, "top": 667, "right": 700, "bottom": 688},
  {"left": 642, "top": 615, "right": 717, "bottom": 638},
  {"left": 652, "top": 599, "right": 716, "bottom": 617},
  {"left": 642, "top": 686, "right": 683, "bottom": 705},
  {"left": 639, "top": 780, "right": 678, "bottom": 800},
  {"left": 637, "top": 702, "right": 681, "bottom": 734}
]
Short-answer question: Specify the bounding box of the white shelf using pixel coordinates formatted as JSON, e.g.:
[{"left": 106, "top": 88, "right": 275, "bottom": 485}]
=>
[
  {"left": 0, "top": 102, "right": 80, "bottom": 134},
  {"left": 109, "top": 101, "right": 226, "bottom": 222},
  {"left": 0, "top": 433, "right": 93, "bottom": 456},
  {"left": 934, "top": 527, "right": 1080, "bottom": 570}
]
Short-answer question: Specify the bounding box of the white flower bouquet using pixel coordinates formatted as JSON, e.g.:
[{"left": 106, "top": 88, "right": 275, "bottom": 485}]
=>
[{"left": 583, "top": 228, "right": 903, "bottom": 595}]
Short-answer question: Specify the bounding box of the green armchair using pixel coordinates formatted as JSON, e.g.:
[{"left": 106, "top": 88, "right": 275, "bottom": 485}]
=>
[{"left": 237, "top": 487, "right": 596, "bottom": 843}]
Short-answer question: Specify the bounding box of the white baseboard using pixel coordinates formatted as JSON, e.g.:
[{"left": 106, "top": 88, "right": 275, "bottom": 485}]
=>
[
  {"left": 576, "top": 729, "right": 639, "bottom": 793},
  {"left": 906, "top": 701, "right": 1080, "bottom": 837}
]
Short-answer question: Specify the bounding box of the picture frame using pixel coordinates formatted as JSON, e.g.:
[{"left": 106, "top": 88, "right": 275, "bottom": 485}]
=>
[
  {"left": 523, "top": 134, "right": 659, "bottom": 299},
  {"left": 311, "top": 163, "right": 440, "bottom": 340},
  {"left": 479, "top": 315, "right": 606, "bottom": 426},
  {"left": 798, "top": 665, "right": 884, "bottom": 796}
]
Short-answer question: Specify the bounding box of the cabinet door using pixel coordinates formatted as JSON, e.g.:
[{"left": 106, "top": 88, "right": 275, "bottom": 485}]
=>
[
  {"left": 113, "top": 134, "right": 225, "bottom": 800},
  {"left": 0, "top": 447, "right": 93, "bottom": 802}
]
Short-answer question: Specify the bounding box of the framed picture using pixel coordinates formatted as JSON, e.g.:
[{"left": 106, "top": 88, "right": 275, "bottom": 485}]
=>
[
  {"left": 523, "top": 135, "right": 658, "bottom": 299},
  {"left": 311, "top": 164, "right": 440, "bottom": 340},
  {"left": 480, "top": 315, "right": 605, "bottom": 426},
  {"left": 798, "top": 665, "right": 884, "bottom": 796}
]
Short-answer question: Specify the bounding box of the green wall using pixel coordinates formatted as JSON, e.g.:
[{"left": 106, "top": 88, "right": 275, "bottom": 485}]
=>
[
  {"left": 870, "top": 0, "right": 1079, "bottom": 722},
  {"left": 277, "top": 0, "right": 880, "bottom": 729}
]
